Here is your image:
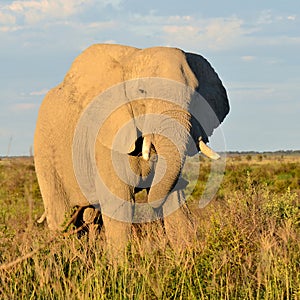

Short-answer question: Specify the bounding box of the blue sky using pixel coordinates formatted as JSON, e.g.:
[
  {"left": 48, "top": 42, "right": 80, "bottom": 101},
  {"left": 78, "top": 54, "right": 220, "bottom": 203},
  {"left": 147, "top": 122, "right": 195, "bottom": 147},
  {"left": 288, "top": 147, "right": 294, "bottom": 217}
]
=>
[{"left": 0, "top": 0, "right": 299, "bottom": 155}]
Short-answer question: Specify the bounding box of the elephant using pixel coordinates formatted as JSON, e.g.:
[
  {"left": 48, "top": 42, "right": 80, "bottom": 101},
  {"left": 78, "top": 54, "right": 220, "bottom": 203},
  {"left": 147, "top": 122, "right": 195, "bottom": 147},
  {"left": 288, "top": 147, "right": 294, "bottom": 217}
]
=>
[{"left": 34, "top": 44, "right": 229, "bottom": 259}]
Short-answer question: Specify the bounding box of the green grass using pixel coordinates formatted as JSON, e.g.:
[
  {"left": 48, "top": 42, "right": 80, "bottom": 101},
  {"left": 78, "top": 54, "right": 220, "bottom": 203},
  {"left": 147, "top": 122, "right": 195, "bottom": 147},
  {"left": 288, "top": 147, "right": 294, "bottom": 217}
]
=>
[{"left": 0, "top": 154, "right": 300, "bottom": 299}]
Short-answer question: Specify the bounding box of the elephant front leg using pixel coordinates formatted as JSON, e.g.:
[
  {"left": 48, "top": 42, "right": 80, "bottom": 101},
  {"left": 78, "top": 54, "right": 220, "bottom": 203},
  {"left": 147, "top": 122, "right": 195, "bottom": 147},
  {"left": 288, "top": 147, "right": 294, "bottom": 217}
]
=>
[
  {"left": 96, "top": 191, "right": 134, "bottom": 264},
  {"left": 162, "top": 190, "right": 195, "bottom": 253},
  {"left": 95, "top": 165, "right": 134, "bottom": 264},
  {"left": 102, "top": 215, "right": 132, "bottom": 264}
]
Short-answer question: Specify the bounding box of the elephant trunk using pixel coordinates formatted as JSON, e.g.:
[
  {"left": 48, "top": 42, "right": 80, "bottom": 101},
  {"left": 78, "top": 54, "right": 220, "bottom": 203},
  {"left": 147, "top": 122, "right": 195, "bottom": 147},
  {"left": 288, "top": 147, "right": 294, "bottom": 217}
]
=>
[{"left": 147, "top": 132, "right": 187, "bottom": 209}]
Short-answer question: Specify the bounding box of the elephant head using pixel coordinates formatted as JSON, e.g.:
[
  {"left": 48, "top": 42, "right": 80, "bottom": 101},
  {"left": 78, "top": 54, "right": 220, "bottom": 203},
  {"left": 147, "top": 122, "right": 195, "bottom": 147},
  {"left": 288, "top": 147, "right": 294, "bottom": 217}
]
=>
[{"left": 72, "top": 46, "right": 229, "bottom": 217}]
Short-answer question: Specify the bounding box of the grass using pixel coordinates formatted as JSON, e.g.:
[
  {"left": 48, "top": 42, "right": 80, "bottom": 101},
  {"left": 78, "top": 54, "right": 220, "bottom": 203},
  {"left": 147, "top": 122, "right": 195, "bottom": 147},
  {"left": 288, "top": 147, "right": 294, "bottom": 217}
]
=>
[{"left": 0, "top": 154, "right": 299, "bottom": 299}]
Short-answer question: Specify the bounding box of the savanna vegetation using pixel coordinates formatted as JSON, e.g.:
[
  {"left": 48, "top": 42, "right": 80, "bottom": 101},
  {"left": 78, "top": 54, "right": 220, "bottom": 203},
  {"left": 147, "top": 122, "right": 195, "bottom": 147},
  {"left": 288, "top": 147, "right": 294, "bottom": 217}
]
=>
[{"left": 0, "top": 153, "right": 299, "bottom": 299}]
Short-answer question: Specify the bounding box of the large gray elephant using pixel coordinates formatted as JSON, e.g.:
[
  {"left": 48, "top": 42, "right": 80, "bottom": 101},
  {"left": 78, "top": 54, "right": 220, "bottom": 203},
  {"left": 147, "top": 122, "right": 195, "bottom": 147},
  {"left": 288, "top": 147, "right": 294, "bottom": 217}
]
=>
[{"left": 34, "top": 44, "right": 229, "bottom": 258}]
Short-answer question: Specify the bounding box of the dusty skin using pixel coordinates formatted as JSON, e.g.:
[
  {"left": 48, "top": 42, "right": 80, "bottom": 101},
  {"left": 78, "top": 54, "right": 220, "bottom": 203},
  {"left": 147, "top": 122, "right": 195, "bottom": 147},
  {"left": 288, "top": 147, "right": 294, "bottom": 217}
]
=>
[{"left": 34, "top": 44, "right": 229, "bottom": 261}]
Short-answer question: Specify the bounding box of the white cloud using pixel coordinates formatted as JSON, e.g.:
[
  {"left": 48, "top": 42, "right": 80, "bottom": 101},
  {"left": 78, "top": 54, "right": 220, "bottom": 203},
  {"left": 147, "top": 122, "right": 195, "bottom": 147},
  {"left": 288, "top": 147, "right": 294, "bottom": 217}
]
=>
[
  {"left": 241, "top": 56, "right": 256, "bottom": 61},
  {"left": 11, "top": 103, "right": 37, "bottom": 111},
  {"left": 128, "top": 13, "right": 274, "bottom": 52},
  {"left": 84, "top": 21, "right": 116, "bottom": 30},
  {"left": 0, "top": 0, "right": 121, "bottom": 28},
  {"left": 143, "top": 11, "right": 299, "bottom": 52},
  {"left": 102, "top": 39, "right": 117, "bottom": 44},
  {"left": 4, "top": 0, "right": 91, "bottom": 24},
  {"left": 0, "top": 25, "right": 23, "bottom": 32},
  {"left": 102, "top": 0, "right": 122, "bottom": 8},
  {"left": 0, "top": 128, "right": 10, "bottom": 137},
  {"left": 266, "top": 58, "right": 284, "bottom": 65},
  {"left": 228, "top": 80, "right": 300, "bottom": 104},
  {"left": 257, "top": 10, "right": 273, "bottom": 24},
  {"left": 257, "top": 10, "right": 298, "bottom": 25},
  {"left": 0, "top": 10, "right": 16, "bottom": 24},
  {"left": 7, "top": 1, "right": 45, "bottom": 12},
  {"left": 252, "top": 35, "right": 300, "bottom": 47},
  {"left": 162, "top": 16, "right": 248, "bottom": 51},
  {"left": 166, "top": 15, "right": 192, "bottom": 22},
  {"left": 29, "top": 88, "right": 49, "bottom": 96}
]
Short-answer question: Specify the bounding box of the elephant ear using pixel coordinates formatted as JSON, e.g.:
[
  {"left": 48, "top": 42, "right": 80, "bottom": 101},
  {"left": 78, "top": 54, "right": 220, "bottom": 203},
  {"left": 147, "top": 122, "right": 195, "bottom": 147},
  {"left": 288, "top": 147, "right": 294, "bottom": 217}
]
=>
[
  {"left": 97, "top": 102, "right": 138, "bottom": 154},
  {"left": 185, "top": 53, "right": 230, "bottom": 143}
]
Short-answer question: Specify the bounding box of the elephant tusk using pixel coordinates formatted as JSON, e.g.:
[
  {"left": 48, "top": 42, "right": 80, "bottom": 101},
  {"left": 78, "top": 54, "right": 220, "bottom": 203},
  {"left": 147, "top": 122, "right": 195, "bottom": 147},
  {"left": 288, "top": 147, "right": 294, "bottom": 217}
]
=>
[
  {"left": 129, "top": 143, "right": 136, "bottom": 153},
  {"left": 142, "top": 135, "right": 152, "bottom": 161},
  {"left": 37, "top": 211, "right": 47, "bottom": 223},
  {"left": 199, "top": 138, "right": 220, "bottom": 160}
]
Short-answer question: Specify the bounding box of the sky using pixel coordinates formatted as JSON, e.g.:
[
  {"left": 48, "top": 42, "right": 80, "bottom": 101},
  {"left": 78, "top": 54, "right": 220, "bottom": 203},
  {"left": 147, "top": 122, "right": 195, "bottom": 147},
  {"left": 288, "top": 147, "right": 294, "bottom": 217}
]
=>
[{"left": 0, "top": 0, "right": 299, "bottom": 155}]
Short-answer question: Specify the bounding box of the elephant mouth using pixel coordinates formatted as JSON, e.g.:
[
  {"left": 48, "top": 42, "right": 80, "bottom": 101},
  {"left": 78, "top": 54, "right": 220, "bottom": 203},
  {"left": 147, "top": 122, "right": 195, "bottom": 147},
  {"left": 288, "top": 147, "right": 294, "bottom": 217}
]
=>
[
  {"left": 129, "top": 135, "right": 220, "bottom": 161},
  {"left": 128, "top": 135, "right": 155, "bottom": 158}
]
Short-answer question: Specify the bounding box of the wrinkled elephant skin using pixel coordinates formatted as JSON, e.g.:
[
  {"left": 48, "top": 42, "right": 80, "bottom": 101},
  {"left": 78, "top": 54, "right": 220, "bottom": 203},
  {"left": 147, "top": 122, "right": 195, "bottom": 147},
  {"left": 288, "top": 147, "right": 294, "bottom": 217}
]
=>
[{"left": 34, "top": 44, "right": 230, "bottom": 260}]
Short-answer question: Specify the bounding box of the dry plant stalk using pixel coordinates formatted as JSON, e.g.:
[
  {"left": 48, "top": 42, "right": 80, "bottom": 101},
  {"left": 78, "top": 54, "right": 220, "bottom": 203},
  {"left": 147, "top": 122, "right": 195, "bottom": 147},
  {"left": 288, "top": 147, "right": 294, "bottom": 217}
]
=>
[{"left": 0, "top": 206, "right": 87, "bottom": 271}]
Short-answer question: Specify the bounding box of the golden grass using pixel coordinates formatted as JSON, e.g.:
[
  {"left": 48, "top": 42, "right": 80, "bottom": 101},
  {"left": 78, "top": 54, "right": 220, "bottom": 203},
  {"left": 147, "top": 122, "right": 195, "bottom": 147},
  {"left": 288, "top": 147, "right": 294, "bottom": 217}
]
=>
[{"left": 0, "top": 154, "right": 299, "bottom": 299}]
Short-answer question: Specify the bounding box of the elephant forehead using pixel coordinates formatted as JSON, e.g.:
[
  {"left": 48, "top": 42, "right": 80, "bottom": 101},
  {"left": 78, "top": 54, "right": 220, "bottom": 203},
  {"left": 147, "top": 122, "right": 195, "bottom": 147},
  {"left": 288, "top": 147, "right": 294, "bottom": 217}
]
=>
[
  {"left": 130, "top": 98, "right": 187, "bottom": 115},
  {"left": 63, "top": 45, "right": 198, "bottom": 107},
  {"left": 123, "top": 47, "right": 198, "bottom": 88}
]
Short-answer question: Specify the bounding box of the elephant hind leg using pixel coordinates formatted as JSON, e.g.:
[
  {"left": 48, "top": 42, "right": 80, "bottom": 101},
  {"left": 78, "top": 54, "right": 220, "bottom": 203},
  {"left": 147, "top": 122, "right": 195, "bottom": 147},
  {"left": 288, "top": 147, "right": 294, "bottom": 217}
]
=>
[{"left": 36, "top": 164, "right": 70, "bottom": 231}]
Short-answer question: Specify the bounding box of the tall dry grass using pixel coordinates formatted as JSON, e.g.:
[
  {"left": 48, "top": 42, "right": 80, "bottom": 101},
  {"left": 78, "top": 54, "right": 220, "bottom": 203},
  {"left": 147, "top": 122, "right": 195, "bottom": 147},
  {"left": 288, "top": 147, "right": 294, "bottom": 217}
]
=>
[{"left": 0, "top": 154, "right": 299, "bottom": 299}]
